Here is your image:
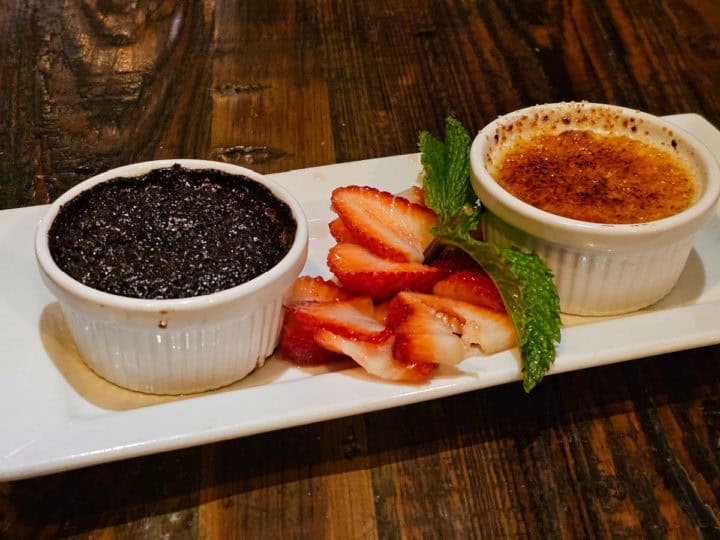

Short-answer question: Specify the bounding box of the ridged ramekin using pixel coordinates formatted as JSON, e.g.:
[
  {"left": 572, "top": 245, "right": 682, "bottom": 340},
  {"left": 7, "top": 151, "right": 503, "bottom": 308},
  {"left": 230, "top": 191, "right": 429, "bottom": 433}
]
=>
[
  {"left": 35, "top": 159, "right": 308, "bottom": 394},
  {"left": 470, "top": 102, "right": 720, "bottom": 316}
]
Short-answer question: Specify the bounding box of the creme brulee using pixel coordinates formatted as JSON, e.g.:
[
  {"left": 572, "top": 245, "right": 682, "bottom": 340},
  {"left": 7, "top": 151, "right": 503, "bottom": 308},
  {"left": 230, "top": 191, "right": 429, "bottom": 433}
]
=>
[{"left": 493, "top": 130, "right": 695, "bottom": 224}]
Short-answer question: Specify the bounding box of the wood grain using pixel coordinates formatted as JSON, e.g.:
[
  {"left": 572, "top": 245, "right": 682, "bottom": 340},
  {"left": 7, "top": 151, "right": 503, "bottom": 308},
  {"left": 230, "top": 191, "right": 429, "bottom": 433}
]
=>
[{"left": 2, "top": 0, "right": 720, "bottom": 538}]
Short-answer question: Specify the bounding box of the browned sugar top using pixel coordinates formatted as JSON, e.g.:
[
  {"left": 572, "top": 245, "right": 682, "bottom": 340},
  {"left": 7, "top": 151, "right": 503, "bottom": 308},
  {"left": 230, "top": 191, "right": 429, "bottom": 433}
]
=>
[{"left": 493, "top": 129, "right": 695, "bottom": 224}]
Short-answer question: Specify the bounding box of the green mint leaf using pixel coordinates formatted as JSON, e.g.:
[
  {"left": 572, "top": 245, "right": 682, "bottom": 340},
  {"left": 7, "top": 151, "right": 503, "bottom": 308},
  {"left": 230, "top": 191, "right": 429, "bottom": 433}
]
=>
[
  {"left": 434, "top": 220, "right": 561, "bottom": 392},
  {"left": 419, "top": 117, "right": 473, "bottom": 222},
  {"left": 419, "top": 116, "right": 561, "bottom": 391},
  {"left": 499, "top": 247, "right": 561, "bottom": 391},
  {"left": 444, "top": 117, "right": 474, "bottom": 209},
  {"left": 419, "top": 131, "right": 449, "bottom": 219}
]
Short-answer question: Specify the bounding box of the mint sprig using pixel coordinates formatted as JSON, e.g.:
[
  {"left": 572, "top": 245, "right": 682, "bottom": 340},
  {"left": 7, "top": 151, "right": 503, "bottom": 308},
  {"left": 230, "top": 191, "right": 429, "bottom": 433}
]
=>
[
  {"left": 420, "top": 118, "right": 475, "bottom": 223},
  {"left": 419, "top": 117, "right": 561, "bottom": 392}
]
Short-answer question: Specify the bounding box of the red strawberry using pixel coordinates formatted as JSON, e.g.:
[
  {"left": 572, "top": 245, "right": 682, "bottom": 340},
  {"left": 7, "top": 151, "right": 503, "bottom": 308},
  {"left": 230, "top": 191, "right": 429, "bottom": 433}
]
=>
[
  {"left": 432, "top": 269, "right": 506, "bottom": 312},
  {"left": 327, "top": 243, "right": 444, "bottom": 299},
  {"left": 400, "top": 292, "right": 516, "bottom": 354},
  {"left": 393, "top": 333, "right": 466, "bottom": 366},
  {"left": 430, "top": 247, "right": 482, "bottom": 273},
  {"left": 286, "top": 276, "right": 351, "bottom": 305},
  {"left": 372, "top": 300, "right": 390, "bottom": 326},
  {"left": 388, "top": 293, "right": 467, "bottom": 366},
  {"left": 395, "top": 185, "right": 427, "bottom": 206},
  {"left": 279, "top": 312, "right": 345, "bottom": 366},
  {"left": 314, "top": 329, "right": 436, "bottom": 382},
  {"left": 286, "top": 299, "right": 390, "bottom": 342},
  {"left": 280, "top": 290, "right": 377, "bottom": 365},
  {"left": 328, "top": 218, "right": 358, "bottom": 244},
  {"left": 345, "top": 296, "right": 377, "bottom": 318},
  {"left": 331, "top": 186, "right": 437, "bottom": 262}
]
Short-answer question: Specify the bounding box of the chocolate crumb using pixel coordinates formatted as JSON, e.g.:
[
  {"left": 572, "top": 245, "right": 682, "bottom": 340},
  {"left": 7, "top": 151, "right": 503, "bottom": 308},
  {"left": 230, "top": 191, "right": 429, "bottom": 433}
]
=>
[{"left": 49, "top": 164, "right": 296, "bottom": 299}]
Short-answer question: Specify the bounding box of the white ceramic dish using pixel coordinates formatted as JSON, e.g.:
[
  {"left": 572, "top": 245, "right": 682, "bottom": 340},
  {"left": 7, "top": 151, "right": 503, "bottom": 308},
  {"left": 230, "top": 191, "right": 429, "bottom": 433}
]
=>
[
  {"left": 471, "top": 103, "right": 720, "bottom": 316},
  {"left": 0, "top": 114, "right": 719, "bottom": 481},
  {"left": 35, "top": 160, "right": 309, "bottom": 394}
]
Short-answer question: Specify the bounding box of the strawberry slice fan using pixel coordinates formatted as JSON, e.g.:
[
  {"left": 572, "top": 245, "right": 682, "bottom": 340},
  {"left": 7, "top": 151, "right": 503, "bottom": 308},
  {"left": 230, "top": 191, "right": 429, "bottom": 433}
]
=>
[{"left": 279, "top": 185, "right": 516, "bottom": 382}]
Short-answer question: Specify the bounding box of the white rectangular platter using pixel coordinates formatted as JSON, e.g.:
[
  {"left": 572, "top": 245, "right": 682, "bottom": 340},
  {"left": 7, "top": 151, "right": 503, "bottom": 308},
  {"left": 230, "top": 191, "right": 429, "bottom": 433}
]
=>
[{"left": 1, "top": 113, "right": 719, "bottom": 481}]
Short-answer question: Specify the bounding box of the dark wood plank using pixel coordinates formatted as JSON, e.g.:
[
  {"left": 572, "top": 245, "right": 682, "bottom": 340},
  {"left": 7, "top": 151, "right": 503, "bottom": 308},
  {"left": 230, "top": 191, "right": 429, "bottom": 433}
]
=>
[
  {"left": 0, "top": 0, "right": 215, "bottom": 209},
  {"left": 197, "top": 416, "right": 376, "bottom": 539}
]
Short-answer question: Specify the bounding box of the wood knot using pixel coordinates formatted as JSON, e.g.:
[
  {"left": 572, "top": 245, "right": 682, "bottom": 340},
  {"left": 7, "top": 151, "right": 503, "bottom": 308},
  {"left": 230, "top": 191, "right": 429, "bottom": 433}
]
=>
[
  {"left": 214, "top": 83, "right": 271, "bottom": 96},
  {"left": 212, "top": 145, "right": 289, "bottom": 165}
]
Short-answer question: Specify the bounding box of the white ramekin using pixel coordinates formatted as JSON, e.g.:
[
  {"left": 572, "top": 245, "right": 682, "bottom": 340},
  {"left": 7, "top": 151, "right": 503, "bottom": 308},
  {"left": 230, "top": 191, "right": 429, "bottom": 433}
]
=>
[
  {"left": 35, "top": 159, "right": 308, "bottom": 394},
  {"left": 471, "top": 102, "right": 720, "bottom": 316}
]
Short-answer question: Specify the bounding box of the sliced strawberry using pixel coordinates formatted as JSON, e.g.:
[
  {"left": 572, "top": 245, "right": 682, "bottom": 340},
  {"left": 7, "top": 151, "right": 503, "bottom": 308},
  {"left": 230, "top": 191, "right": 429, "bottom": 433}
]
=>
[
  {"left": 280, "top": 278, "right": 377, "bottom": 365},
  {"left": 430, "top": 247, "right": 482, "bottom": 273},
  {"left": 328, "top": 218, "right": 358, "bottom": 244},
  {"left": 286, "top": 299, "right": 390, "bottom": 342},
  {"left": 395, "top": 185, "right": 427, "bottom": 206},
  {"left": 372, "top": 301, "right": 390, "bottom": 326},
  {"left": 327, "top": 243, "right": 444, "bottom": 299},
  {"left": 286, "top": 276, "right": 352, "bottom": 305},
  {"left": 387, "top": 293, "right": 467, "bottom": 365},
  {"left": 331, "top": 186, "right": 437, "bottom": 262},
  {"left": 279, "top": 312, "right": 344, "bottom": 366},
  {"left": 433, "top": 269, "right": 506, "bottom": 312},
  {"left": 401, "top": 292, "right": 516, "bottom": 354},
  {"left": 386, "top": 292, "right": 444, "bottom": 333},
  {"left": 393, "top": 333, "right": 467, "bottom": 366},
  {"left": 345, "top": 296, "right": 376, "bottom": 318},
  {"left": 314, "top": 329, "right": 436, "bottom": 382}
]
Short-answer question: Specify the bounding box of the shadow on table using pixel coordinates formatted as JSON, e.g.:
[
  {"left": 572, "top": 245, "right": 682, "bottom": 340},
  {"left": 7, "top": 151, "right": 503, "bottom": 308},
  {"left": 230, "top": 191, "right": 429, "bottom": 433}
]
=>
[{"left": 37, "top": 302, "right": 313, "bottom": 411}]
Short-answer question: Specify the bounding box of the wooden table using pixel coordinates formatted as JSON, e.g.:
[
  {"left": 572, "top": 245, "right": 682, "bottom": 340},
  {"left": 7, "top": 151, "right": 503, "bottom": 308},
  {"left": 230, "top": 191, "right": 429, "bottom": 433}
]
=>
[{"left": 2, "top": 1, "right": 720, "bottom": 537}]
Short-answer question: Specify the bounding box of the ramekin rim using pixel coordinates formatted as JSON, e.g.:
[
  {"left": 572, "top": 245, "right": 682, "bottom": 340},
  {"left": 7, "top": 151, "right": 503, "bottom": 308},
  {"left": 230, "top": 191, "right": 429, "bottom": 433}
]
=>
[
  {"left": 470, "top": 102, "right": 720, "bottom": 239},
  {"left": 35, "top": 159, "right": 308, "bottom": 312}
]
